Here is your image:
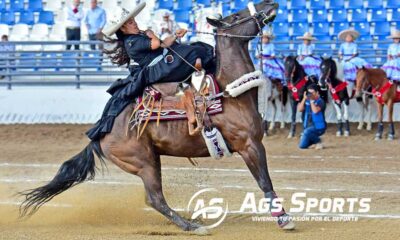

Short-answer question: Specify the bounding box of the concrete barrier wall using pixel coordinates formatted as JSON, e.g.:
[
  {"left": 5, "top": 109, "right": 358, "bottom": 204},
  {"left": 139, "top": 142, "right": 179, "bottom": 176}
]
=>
[{"left": 0, "top": 86, "right": 399, "bottom": 124}]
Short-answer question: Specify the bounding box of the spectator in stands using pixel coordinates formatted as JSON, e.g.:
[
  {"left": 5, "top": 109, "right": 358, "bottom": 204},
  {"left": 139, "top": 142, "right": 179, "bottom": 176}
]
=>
[
  {"left": 65, "top": 0, "right": 84, "bottom": 50},
  {"left": 338, "top": 29, "right": 371, "bottom": 92},
  {"left": 296, "top": 32, "right": 321, "bottom": 78},
  {"left": 382, "top": 30, "right": 400, "bottom": 86},
  {"left": 84, "top": 0, "right": 106, "bottom": 50},
  {"left": 159, "top": 11, "right": 179, "bottom": 40},
  {"left": 298, "top": 83, "right": 326, "bottom": 150},
  {"left": 257, "top": 31, "right": 286, "bottom": 86},
  {"left": 0, "top": 35, "right": 15, "bottom": 79}
]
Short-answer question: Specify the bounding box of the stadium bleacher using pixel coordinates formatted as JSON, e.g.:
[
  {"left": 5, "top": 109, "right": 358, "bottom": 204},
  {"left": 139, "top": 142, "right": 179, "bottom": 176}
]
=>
[{"left": 0, "top": 0, "right": 397, "bottom": 74}]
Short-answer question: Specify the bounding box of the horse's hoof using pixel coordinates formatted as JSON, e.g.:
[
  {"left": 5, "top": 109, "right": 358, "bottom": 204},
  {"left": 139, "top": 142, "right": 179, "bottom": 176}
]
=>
[
  {"left": 277, "top": 213, "right": 295, "bottom": 230},
  {"left": 269, "top": 125, "right": 274, "bottom": 131},
  {"left": 282, "top": 221, "right": 296, "bottom": 230},
  {"left": 357, "top": 124, "right": 363, "bottom": 130},
  {"left": 344, "top": 131, "right": 350, "bottom": 137},
  {"left": 366, "top": 124, "right": 372, "bottom": 131},
  {"left": 287, "top": 134, "right": 294, "bottom": 139},
  {"left": 280, "top": 123, "right": 285, "bottom": 129},
  {"left": 374, "top": 136, "right": 382, "bottom": 141},
  {"left": 388, "top": 135, "right": 394, "bottom": 141},
  {"left": 336, "top": 131, "right": 342, "bottom": 137},
  {"left": 192, "top": 227, "right": 210, "bottom": 235}
]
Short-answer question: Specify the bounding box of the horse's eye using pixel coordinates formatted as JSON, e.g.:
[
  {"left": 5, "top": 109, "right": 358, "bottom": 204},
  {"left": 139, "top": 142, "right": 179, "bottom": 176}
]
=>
[{"left": 233, "top": 14, "right": 240, "bottom": 20}]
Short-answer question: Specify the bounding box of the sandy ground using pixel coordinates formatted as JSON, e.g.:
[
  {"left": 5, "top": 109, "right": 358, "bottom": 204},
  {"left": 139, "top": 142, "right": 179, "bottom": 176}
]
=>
[{"left": 0, "top": 124, "right": 399, "bottom": 240}]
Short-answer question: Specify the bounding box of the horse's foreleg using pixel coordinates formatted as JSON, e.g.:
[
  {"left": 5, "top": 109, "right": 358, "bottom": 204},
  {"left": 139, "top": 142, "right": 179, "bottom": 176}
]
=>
[
  {"left": 239, "top": 140, "right": 295, "bottom": 230},
  {"left": 357, "top": 101, "right": 365, "bottom": 130},
  {"left": 343, "top": 102, "right": 350, "bottom": 136},
  {"left": 388, "top": 101, "right": 395, "bottom": 140},
  {"left": 288, "top": 99, "right": 297, "bottom": 139},
  {"left": 366, "top": 97, "right": 373, "bottom": 131},
  {"left": 375, "top": 103, "right": 384, "bottom": 140},
  {"left": 333, "top": 103, "right": 343, "bottom": 137},
  {"left": 279, "top": 98, "right": 286, "bottom": 129},
  {"left": 280, "top": 87, "right": 288, "bottom": 129},
  {"left": 269, "top": 100, "right": 277, "bottom": 130}
]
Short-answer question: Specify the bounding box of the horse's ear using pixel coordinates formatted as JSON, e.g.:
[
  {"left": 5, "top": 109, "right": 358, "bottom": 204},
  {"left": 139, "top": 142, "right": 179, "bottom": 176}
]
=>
[
  {"left": 206, "top": 17, "right": 223, "bottom": 28},
  {"left": 362, "top": 66, "right": 366, "bottom": 70},
  {"left": 329, "top": 56, "right": 332, "bottom": 60}
]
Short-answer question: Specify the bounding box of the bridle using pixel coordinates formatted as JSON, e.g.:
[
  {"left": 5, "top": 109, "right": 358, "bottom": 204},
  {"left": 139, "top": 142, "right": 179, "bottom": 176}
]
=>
[
  {"left": 183, "top": 2, "right": 277, "bottom": 74},
  {"left": 320, "top": 62, "right": 331, "bottom": 86},
  {"left": 217, "top": 4, "right": 277, "bottom": 31}
]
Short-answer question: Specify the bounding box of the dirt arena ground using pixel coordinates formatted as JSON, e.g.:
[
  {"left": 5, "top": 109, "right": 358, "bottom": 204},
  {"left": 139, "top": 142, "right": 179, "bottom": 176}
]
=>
[{"left": 0, "top": 124, "right": 399, "bottom": 240}]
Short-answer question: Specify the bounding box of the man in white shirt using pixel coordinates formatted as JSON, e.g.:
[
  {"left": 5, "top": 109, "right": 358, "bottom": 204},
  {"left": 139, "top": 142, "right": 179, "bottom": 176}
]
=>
[
  {"left": 65, "top": 0, "right": 84, "bottom": 50},
  {"left": 159, "top": 11, "right": 179, "bottom": 40}
]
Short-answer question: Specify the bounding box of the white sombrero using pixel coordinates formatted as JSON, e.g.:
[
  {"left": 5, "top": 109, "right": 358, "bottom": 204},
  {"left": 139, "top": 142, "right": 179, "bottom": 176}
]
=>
[
  {"left": 262, "top": 30, "right": 275, "bottom": 39},
  {"left": 296, "top": 32, "right": 317, "bottom": 41},
  {"left": 102, "top": 2, "right": 146, "bottom": 37},
  {"left": 387, "top": 30, "right": 400, "bottom": 39},
  {"left": 338, "top": 29, "right": 360, "bottom": 41}
]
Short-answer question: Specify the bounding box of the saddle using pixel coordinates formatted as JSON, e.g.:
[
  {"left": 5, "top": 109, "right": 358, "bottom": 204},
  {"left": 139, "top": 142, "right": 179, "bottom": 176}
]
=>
[{"left": 130, "top": 59, "right": 223, "bottom": 137}]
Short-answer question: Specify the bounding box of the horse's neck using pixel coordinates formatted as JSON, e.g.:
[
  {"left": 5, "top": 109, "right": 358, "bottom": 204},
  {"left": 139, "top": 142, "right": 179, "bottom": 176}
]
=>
[
  {"left": 294, "top": 64, "right": 307, "bottom": 83},
  {"left": 331, "top": 77, "right": 342, "bottom": 87},
  {"left": 366, "top": 70, "right": 387, "bottom": 89},
  {"left": 215, "top": 38, "right": 255, "bottom": 89}
]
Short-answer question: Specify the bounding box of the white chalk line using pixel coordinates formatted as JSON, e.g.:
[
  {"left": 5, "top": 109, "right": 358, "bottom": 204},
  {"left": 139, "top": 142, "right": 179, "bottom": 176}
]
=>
[
  {"left": 1, "top": 163, "right": 399, "bottom": 176},
  {"left": 1, "top": 201, "right": 398, "bottom": 220},
  {"left": 140, "top": 208, "right": 400, "bottom": 219},
  {"left": 1, "top": 177, "right": 399, "bottom": 194}
]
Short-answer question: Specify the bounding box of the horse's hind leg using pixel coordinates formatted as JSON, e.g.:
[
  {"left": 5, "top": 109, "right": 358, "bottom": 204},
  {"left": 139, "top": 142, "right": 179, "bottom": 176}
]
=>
[
  {"left": 366, "top": 97, "right": 373, "bottom": 131},
  {"left": 139, "top": 155, "right": 206, "bottom": 233},
  {"left": 239, "top": 140, "right": 295, "bottom": 230},
  {"left": 107, "top": 145, "right": 205, "bottom": 233}
]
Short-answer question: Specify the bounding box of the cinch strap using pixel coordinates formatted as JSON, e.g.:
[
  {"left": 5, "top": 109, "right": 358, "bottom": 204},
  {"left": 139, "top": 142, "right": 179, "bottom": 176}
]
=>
[
  {"left": 288, "top": 77, "right": 307, "bottom": 101},
  {"left": 372, "top": 81, "right": 393, "bottom": 104}
]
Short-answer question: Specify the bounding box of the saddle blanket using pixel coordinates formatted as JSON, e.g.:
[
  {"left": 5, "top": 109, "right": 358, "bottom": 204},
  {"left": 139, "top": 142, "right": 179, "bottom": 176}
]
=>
[{"left": 133, "top": 75, "right": 223, "bottom": 122}]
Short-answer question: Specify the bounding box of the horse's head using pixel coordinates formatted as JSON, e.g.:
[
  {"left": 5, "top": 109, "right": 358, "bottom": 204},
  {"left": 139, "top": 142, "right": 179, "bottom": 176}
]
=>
[
  {"left": 284, "top": 55, "right": 298, "bottom": 84},
  {"left": 319, "top": 57, "right": 336, "bottom": 89},
  {"left": 355, "top": 66, "right": 369, "bottom": 98},
  {"left": 207, "top": 0, "right": 278, "bottom": 40}
]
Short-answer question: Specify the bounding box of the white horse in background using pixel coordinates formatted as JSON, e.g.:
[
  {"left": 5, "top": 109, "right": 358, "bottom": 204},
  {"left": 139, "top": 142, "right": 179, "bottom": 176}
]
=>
[{"left": 263, "top": 77, "right": 288, "bottom": 133}]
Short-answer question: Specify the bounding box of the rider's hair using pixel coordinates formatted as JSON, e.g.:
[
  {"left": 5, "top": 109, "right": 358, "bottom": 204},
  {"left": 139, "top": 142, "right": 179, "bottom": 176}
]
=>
[{"left": 102, "top": 30, "right": 130, "bottom": 66}]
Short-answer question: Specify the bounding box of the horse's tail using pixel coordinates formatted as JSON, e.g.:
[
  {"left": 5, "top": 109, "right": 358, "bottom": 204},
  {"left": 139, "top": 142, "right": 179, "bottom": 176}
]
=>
[{"left": 18, "top": 141, "right": 106, "bottom": 217}]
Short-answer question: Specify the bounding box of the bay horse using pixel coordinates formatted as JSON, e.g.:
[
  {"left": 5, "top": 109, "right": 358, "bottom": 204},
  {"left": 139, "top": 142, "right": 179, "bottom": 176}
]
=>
[
  {"left": 319, "top": 57, "right": 351, "bottom": 136},
  {"left": 19, "top": 1, "right": 295, "bottom": 234},
  {"left": 355, "top": 67, "right": 400, "bottom": 140},
  {"left": 284, "top": 55, "right": 319, "bottom": 138}
]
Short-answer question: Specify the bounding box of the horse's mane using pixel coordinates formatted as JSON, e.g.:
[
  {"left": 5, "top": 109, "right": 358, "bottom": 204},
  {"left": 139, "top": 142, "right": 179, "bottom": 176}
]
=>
[
  {"left": 322, "top": 58, "right": 339, "bottom": 82},
  {"left": 287, "top": 55, "right": 306, "bottom": 78}
]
